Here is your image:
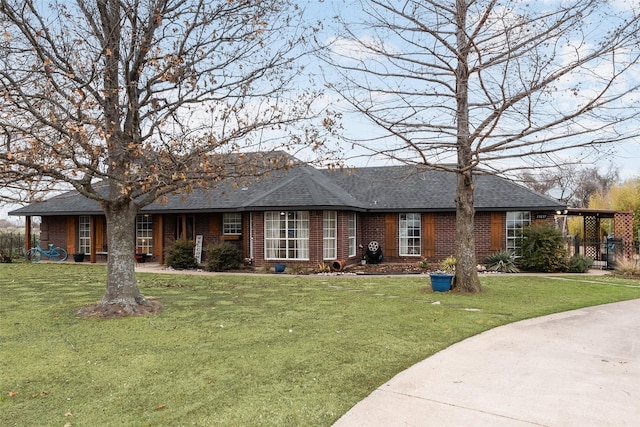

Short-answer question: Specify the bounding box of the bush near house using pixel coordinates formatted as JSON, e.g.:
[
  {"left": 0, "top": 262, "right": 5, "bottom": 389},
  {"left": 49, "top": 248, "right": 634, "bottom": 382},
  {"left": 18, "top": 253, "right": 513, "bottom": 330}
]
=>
[
  {"left": 567, "top": 255, "right": 594, "bottom": 273},
  {"left": 165, "top": 239, "right": 198, "bottom": 270},
  {"left": 206, "top": 242, "right": 243, "bottom": 272},
  {"left": 516, "top": 223, "right": 568, "bottom": 273}
]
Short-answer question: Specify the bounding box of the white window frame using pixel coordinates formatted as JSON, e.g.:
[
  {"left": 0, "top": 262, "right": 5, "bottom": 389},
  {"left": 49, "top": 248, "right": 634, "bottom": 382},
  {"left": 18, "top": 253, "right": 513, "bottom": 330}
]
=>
[
  {"left": 323, "top": 211, "right": 337, "bottom": 260},
  {"left": 136, "top": 214, "right": 153, "bottom": 255},
  {"left": 223, "top": 213, "right": 242, "bottom": 235},
  {"left": 506, "top": 211, "right": 531, "bottom": 253},
  {"left": 79, "top": 215, "right": 90, "bottom": 255},
  {"left": 399, "top": 213, "right": 421, "bottom": 256},
  {"left": 264, "top": 211, "right": 309, "bottom": 260},
  {"left": 348, "top": 213, "right": 357, "bottom": 257}
]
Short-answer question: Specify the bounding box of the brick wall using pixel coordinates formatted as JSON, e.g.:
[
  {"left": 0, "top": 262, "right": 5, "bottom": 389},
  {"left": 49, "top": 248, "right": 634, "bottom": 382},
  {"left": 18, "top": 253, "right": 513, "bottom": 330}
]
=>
[
  {"left": 435, "top": 212, "right": 456, "bottom": 260},
  {"left": 252, "top": 212, "right": 265, "bottom": 265},
  {"left": 40, "top": 217, "right": 69, "bottom": 252},
  {"left": 359, "top": 213, "right": 386, "bottom": 259},
  {"left": 41, "top": 208, "right": 563, "bottom": 267},
  {"left": 308, "top": 211, "right": 323, "bottom": 264},
  {"left": 474, "top": 212, "right": 492, "bottom": 261}
]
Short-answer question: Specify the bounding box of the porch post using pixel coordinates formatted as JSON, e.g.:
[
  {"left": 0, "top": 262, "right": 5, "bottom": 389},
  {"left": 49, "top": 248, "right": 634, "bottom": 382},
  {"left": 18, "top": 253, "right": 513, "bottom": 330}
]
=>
[
  {"left": 90, "top": 215, "right": 97, "bottom": 263},
  {"left": 24, "top": 216, "right": 32, "bottom": 252}
]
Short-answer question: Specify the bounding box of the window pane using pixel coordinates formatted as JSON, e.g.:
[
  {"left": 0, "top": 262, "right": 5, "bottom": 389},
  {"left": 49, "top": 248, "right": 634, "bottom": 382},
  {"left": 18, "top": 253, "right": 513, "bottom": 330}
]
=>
[
  {"left": 223, "top": 213, "right": 242, "bottom": 235},
  {"left": 506, "top": 211, "right": 531, "bottom": 252},
  {"left": 79, "top": 216, "right": 90, "bottom": 254},
  {"left": 264, "top": 211, "right": 309, "bottom": 260},
  {"left": 348, "top": 213, "right": 357, "bottom": 257},
  {"left": 136, "top": 215, "right": 153, "bottom": 254},
  {"left": 323, "top": 211, "right": 337, "bottom": 260},
  {"left": 399, "top": 213, "right": 421, "bottom": 256}
]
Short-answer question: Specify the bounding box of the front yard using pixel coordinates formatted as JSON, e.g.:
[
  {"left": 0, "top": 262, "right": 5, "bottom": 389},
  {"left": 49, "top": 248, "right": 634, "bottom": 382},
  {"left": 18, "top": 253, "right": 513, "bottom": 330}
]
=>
[{"left": 1, "top": 263, "right": 639, "bottom": 426}]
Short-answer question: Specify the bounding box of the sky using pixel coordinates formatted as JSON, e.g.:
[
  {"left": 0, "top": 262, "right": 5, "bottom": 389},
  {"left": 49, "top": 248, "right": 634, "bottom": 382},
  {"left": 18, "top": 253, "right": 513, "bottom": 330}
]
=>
[
  {"left": 1, "top": 0, "right": 639, "bottom": 222},
  {"left": 307, "top": 0, "right": 640, "bottom": 179}
]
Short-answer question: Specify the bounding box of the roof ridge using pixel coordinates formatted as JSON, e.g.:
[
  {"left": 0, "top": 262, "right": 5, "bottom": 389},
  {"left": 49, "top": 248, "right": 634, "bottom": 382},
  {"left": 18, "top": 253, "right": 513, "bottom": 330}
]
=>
[
  {"left": 301, "top": 166, "right": 366, "bottom": 207},
  {"left": 239, "top": 172, "right": 299, "bottom": 208}
]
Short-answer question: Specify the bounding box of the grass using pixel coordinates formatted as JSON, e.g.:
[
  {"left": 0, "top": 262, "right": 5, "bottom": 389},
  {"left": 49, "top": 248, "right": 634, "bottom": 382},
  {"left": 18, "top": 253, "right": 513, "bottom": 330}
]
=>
[{"left": 1, "top": 263, "right": 639, "bottom": 426}]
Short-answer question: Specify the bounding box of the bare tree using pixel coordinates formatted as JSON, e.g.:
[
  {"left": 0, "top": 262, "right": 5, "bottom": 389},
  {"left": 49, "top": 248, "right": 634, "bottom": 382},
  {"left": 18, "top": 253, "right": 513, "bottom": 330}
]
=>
[
  {"left": 0, "top": 0, "right": 329, "bottom": 315},
  {"left": 519, "top": 164, "right": 620, "bottom": 208},
  {"left": 322, "top": 0, "right": 640, "bottom": 292}
]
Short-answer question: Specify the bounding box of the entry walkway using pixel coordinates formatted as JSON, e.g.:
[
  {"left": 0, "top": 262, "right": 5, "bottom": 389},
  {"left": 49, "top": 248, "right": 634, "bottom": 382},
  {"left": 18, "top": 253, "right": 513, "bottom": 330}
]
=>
[{"left": 333, "top": 299, "right": 640, "bottom": 426}]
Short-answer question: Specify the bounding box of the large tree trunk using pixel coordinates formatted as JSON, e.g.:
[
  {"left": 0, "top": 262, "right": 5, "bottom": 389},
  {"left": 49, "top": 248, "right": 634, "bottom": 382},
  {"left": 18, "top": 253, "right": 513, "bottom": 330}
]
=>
[
  {"left": 455, "top": 171, "right": 482, "bottom": 293},
  {"left": 101, "top": 201, "right": 143, "bottom": 308},
  {"left": 453, "top": 1, "right": 481, "bottom": 293},
  {"left": 78, "top": 199, "right": 161, "bottom": 317}
]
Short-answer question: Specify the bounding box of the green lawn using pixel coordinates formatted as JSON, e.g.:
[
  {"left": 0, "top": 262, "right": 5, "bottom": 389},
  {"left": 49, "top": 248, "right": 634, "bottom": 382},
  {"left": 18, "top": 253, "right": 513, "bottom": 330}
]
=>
[{"left": 1, "top": 263, "right": 639, "bottom": 426}]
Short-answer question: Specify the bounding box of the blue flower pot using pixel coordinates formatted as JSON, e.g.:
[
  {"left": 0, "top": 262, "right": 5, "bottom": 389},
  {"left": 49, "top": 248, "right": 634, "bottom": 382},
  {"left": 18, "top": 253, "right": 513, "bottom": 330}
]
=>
[
  {"left": 430, "top": 273, "right": 453, "bottom": 292},
  {"left": 274, "top": 263, "right": 286, "bottom": 273}
]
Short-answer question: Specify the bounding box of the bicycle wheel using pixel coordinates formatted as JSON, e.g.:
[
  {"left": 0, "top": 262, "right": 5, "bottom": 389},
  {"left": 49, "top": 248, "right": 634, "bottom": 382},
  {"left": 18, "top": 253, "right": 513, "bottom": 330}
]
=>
[
  {"left": 25, "top": 249, "right": 42, "bottom": 262},
  {"left": 50, "top": 247, "right": 68, "bottom": 262}
]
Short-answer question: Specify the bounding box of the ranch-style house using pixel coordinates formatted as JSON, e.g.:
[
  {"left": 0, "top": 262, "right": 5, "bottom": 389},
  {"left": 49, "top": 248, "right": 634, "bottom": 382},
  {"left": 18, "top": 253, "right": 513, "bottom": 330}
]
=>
[{"left": 10, "top": 155, "right": 586, "bottom": 269}]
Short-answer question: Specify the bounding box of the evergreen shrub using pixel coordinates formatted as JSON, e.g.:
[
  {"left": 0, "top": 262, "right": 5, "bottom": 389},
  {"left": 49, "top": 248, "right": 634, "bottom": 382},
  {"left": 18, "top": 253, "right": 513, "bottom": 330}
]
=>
[
  {"left": 516, "top": 223, "right": 567, "bottom": 272},
  {"left": 165, "top": 239, "right": 198, "bottom": 270},
  {"left": 206, "top": 242, "right": 242, "bottom": 272},
  {"left": 567, "top": 255, "right": 593, "bottom": 273}
]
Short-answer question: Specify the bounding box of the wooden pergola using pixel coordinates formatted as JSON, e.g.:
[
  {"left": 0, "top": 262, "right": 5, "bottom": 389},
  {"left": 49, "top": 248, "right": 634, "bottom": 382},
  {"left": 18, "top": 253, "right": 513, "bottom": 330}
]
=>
[{"left": 563, "top": 208, "right": 635, "bottom": 267}]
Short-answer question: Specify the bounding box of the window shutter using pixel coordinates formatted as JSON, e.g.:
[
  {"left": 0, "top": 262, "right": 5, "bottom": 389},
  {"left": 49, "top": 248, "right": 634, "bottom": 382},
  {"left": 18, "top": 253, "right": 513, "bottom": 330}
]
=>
[
  {"left": 210, "top": 214, "right": 221, "bottom": 235},
  {"left": 67, "top": 217, "right": 76, "bottom": 254},
  {"left": 422, "top": 213, "right": 435, "bottom": 258},
  {"left": 385, "top": 213, "right": 397, "bottom": 254},
  {"left": 94, "top": 216, "right": 105, "bottom": 252},
  {"left": 490, "top": 212, "right": 503, "bottom": 252}
]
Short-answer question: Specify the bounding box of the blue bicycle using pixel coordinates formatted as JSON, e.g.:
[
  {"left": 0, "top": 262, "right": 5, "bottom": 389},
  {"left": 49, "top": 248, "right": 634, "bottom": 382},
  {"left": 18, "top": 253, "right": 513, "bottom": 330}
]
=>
[{"left": 24, "top": 241, "right": 68, "bottom": 262}]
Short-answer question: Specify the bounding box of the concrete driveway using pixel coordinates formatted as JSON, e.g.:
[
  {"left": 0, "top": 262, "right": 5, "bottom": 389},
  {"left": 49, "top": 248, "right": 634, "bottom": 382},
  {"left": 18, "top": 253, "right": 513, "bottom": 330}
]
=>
[{"left": 333, "top": 299, "right": 640, "bottom": 427}]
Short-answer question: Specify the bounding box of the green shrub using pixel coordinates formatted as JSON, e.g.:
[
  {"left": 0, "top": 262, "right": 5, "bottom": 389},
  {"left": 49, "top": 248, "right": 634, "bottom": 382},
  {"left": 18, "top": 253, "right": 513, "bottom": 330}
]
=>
[
  {"left": 206, "top": 242, "right": 242, "bottom": 272},
  {"left": 165, "top": 239, "right": 198, "bottom": 270},
  {"left": 567, "top": 255, "right": 593, "bottom": 273},
  {"left": 516, "top": 223, "right": 567, "bottom": 272},
  {"left": 484, "top": 250, "right": 519, "bottom": 273}
]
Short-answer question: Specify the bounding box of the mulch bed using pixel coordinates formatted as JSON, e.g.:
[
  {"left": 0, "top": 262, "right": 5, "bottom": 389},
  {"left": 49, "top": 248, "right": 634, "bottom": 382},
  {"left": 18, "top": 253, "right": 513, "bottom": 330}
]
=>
[{"left": 346, "top": 263, "right": 427, "bottom": 275}]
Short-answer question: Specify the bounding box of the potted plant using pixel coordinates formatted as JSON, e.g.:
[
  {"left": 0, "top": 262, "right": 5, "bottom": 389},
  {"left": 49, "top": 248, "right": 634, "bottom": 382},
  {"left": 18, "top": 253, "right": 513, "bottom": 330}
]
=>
[
  {"left": 430, "top": 256, "right": 456, "bottom": 292},
  {"left": 72, "top": 252, "right": 85, "bottom": 262}
]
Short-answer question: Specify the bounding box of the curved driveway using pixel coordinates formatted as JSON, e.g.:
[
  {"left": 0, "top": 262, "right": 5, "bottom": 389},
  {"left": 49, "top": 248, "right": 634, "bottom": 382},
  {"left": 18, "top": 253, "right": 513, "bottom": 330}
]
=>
[{"left": 333, "top": 299, "right": 640, "bottom": 427}]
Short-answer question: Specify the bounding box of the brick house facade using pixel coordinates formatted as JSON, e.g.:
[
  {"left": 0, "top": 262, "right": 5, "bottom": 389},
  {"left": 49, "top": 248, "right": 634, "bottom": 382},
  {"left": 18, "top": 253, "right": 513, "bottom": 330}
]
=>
[{"left": 11, "top": 159, "right": 571, "bottom": 268}]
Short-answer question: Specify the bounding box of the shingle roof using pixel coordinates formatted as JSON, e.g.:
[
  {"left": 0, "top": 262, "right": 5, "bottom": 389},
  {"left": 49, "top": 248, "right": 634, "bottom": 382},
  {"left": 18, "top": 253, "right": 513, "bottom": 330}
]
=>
[
  {"left": 327, "top": 166, "right": 565, "bottom": 211},
  {"left": 9, "top": 162, "right": 565, "bottom": 216}
]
